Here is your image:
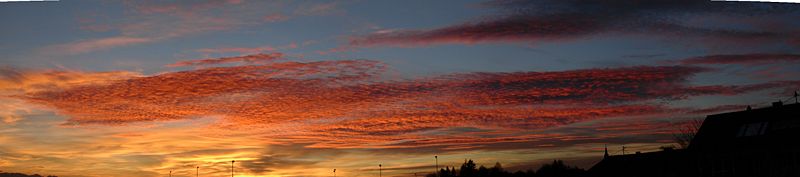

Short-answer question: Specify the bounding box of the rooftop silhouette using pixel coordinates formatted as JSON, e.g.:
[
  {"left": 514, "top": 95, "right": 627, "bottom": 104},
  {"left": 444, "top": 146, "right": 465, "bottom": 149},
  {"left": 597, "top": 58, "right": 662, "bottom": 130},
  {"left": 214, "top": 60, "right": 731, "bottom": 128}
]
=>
[{"left": 589, "top": 102, "right": 800, "bottom": 177}]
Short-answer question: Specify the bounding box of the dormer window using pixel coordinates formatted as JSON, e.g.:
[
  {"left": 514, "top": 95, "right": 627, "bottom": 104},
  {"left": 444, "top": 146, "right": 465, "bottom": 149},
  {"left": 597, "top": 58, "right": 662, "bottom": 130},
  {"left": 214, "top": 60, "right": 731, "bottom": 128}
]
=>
[{"left": 737, "top": 122, "right": 769, "bottom": 137}]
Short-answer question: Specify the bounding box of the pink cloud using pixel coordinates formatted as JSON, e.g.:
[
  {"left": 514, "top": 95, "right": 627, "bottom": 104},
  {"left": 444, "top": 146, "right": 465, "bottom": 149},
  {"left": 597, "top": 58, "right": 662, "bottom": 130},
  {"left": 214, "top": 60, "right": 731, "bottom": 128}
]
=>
[
  {"left": 263, "top": 14, "right": 289, "bottom": 23},
  {"left": 294, "top": 2, "right": 341, "bottom": 16},
  {"left": 195, "top": 46, "right": 278, "bottom": 56},
  {"left": 41, "top": 36, "right": 155, "bottom": 55},
  {"left": 194, "top": 43, "right": 305, "bottom": 56},
  {"left": 52, "top": 1, "right": 288, "bottom": 55},
  {"left": 349, "top": 15, "right": 599, "bottom": 47},
  {"left": 166, "top": 53, "right": 285, "bottom": 67}
]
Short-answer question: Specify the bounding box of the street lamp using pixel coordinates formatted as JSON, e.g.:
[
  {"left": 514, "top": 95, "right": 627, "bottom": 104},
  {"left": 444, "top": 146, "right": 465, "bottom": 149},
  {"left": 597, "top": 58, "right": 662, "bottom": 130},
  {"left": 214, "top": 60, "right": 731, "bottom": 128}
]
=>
[
  {"left": 334, "top": 169, "right": 336, "bottom": 177},
  {"left": 232, "top": 160, "right": 236, "bottom": 177},
  {"left": 196, "top": 166, "right": 199, "bottom": 177},
  {"left": 169, "top": 170, "right": 172, "bottom": 177},
  {"left": 435, "top": 156, "right": 438, "bottom": 177},
  {"left": 379, "top": 164, "right": 382, "bottom": 177}
]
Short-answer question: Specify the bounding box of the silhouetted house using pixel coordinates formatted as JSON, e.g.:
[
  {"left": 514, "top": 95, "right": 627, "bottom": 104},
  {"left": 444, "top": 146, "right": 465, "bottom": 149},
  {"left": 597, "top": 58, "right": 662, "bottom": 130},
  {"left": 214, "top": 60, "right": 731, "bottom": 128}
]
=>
[
  {"left": 588, "top": 102, "right": 800, "bottom": 177},
  {"left": 588, "top": 147, "right": 691, "bottom": 177}
]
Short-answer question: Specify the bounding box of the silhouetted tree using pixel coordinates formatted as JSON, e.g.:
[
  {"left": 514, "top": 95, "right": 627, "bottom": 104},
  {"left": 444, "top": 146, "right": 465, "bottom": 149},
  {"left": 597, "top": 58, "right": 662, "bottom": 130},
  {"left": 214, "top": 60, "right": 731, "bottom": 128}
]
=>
[
  {"left": 525, "top": 169, "right": 535, "bottom": 177},
  {"left": 459, "top": 159, "right": 477, "bottom": 177},
  {"left": 426, "top": 159, "right": 584, "bottom": 177},
  {"left": 477, "top": 165, "right": 488, "bottom": 177},
  {"left": 490, "top": 162, "right": 503, "bottom": 176},
  {"left": 440, "top": 168, "right": 449, "bottom": 177},
  {"left": 535, "top": 160, "right": 585, "bottom": 177},
  {"left": 673, "top": 118, "right": 703, "bottom": 149},
  {"left": 513, "top": 170, "right": 529, "bottom": 177}
]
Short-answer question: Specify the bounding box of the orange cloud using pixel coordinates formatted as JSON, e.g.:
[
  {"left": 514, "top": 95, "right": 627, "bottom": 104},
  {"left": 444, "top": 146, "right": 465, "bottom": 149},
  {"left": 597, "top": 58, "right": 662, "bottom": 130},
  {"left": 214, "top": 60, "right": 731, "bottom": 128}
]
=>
[
  {"left": 8, "top": 57, "right": 800, "bottom": 177},
  {"left": 24, "top": 59, "right": 386, "bottom": 125},
  {"left": 0, "top": 67, "right": 140, "bottom": 95},
  {"left": 15, "top": 57, "right": 800, "bottom": 150},
  {"left": 0, "top": 67, "right": 140, "bottom": 126}
]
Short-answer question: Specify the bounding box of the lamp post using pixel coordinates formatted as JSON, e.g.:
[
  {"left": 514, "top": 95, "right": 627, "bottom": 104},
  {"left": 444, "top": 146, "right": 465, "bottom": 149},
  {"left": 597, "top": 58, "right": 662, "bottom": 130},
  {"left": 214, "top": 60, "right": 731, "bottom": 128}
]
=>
[
  {"left": 231, "top": 160, "right": 236, "bottom": 177},
  {"left": 196, "top": 166, "right": 199, "bottom": 177},
  {"left": 379, "top": 164, "right": 382, "bottom": 177},
  {"left": 435, "top": 156, "right": 438, "bottom": 177},
  {"left": 169, "top": 170, "right": 172, "bottom": 177},
  {"left": 334, "top": 169, "right": 336, "bottom": 177}
]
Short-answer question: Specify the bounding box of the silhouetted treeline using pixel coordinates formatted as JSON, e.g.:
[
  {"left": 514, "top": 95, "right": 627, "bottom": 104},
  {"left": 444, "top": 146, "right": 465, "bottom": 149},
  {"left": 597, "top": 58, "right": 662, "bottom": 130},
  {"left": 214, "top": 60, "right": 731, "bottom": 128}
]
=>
[
  {"left": 425, "top": 159, "right": 585, "bottom": 177},
  {"left": 0, "top": 172, "right": 57, "bottom": 177}
]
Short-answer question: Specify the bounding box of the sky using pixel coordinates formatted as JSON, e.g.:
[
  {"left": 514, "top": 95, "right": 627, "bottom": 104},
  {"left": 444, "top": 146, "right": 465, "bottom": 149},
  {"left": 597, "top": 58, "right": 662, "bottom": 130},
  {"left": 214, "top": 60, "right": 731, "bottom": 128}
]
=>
[{"left": 1, "top": 0, "right": 800, "bottom": 177}]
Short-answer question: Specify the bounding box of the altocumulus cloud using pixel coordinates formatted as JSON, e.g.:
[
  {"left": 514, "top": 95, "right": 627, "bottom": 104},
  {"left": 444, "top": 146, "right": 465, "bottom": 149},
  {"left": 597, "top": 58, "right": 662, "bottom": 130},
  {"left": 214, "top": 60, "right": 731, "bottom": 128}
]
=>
[{"left": 8, "top": 54, "right": 800, "bottom": 150}]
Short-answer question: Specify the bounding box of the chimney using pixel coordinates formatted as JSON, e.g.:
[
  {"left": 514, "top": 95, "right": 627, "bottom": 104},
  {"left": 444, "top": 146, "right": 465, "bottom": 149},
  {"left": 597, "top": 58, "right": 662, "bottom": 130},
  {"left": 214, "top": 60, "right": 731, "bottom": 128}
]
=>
[{"left": 773, "top": 101, "right": 783, "bottom": 107}]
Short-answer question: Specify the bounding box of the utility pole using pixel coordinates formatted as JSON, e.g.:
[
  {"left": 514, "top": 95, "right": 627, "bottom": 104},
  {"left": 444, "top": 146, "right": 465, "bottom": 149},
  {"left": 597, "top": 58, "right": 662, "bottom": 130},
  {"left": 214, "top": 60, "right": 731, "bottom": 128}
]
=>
[{"left": 622, "top": 146, "right": 626, "bottom": 155}]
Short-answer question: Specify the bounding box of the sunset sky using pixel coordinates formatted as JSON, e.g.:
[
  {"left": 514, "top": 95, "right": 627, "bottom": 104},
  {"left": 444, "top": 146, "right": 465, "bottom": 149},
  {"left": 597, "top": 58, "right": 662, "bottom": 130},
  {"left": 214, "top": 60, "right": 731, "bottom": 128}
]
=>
[{"left": 2, "top": 0, "right": 800, "bottom": 177}]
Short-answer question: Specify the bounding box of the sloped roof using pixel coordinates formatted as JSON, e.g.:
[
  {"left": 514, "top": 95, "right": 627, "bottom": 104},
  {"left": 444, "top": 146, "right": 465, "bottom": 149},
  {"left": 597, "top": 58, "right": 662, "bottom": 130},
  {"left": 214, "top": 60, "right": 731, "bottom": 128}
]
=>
[
  {"left": 588, "top": 149, "right": 690, "bottom": 177},
  {"left": 689, "top": 102, "right": 800, "bottom": 150}
]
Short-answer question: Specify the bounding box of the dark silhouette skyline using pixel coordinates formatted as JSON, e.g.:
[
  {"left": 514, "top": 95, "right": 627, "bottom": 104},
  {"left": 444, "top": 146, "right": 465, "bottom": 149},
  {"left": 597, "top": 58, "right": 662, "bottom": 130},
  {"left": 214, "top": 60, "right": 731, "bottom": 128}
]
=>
[
  {"left": 0, "top": 173, "right": 57, "bottom": 177},
  {"left": 425, "top": 159, "right": 586, "bottom": 177},
  {"left": 589, "top": 102, "right": 800, "bottom": 177}
]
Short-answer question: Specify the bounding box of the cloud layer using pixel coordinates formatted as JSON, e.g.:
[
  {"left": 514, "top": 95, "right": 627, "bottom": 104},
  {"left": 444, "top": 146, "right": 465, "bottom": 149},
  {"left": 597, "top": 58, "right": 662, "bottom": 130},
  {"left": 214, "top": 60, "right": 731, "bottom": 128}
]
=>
[
  {"left": 349, "top": 0, "right": 799, "bottom": 48},
  {"left": 679, "top": 53, "right": 800, "bottom": 65},
  {"left": 166, "top": 53, "right": 285, "bottom": 67},
  {"left": 14, "top": 54, "right": 800, "bottom": 150}
]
